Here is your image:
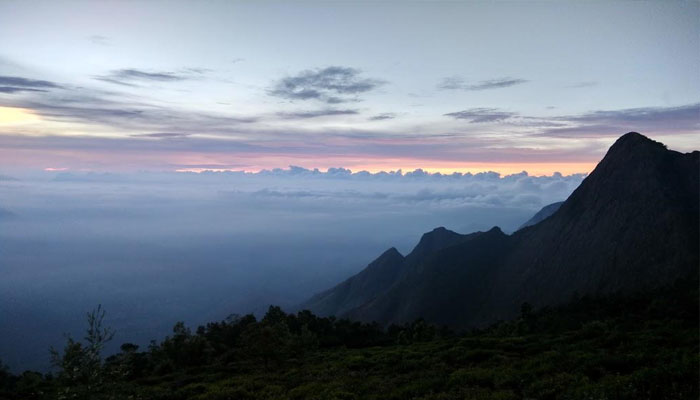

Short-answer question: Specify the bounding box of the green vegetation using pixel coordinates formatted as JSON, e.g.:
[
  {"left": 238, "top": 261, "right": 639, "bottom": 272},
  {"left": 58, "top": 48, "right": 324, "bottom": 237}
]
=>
[{"left": 1, "top": 279, "right": 697, "bottom": 400}]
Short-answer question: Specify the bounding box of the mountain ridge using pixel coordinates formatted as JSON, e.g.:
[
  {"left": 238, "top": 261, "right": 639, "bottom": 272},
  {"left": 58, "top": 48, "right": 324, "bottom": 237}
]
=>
[
  {"left": 302, "top": 132, "right": 699, "bottom": 328},
  {"left": 517, "top": 201, "right": 563, "bottom": 230}
]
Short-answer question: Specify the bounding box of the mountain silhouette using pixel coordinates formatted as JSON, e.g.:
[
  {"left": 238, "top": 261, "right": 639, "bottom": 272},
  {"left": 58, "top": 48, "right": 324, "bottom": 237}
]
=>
[
  {"left": 302, "top": 132, "right": 699, "bottom": 328},
  {"left": 517, "top": 201, "right": 563, "bottom": 230}
]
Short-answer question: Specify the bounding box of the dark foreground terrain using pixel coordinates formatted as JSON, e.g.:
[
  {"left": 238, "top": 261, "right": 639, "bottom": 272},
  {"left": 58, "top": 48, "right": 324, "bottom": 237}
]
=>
[{"left": 1, "top": 277, "right": 697, "bottom": 400}]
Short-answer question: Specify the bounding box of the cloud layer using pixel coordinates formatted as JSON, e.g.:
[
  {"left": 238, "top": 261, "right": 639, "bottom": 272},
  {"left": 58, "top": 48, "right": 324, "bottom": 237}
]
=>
[
  {"left": 0, "top": 168, "right": 584, "bottom": 371},
  {"left": 540, "top": 103, "right": 700, "bottom": 138},
  {"left": 0, "top": 69, "right": 697, "bottom": 174},
  {"left": 94, "top": 68, "right": 199, "bottom": 86},
  {"left": 438, "top": 76, "right": 528, "bottom": 91},
  {"left": 269, "top": 66, "right": 385, "bottom": 104},
  {"left": 444, "top": 108, "right": 518, "bottom": 123},
  {"left": 0, "top": 75, "right": 63, "bottom": 93}
]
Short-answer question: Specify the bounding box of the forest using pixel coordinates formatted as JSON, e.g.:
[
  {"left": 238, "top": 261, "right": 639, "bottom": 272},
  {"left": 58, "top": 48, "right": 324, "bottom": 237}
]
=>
[{"left": 1, "top": 277, "right": 697, "bottom": 400}]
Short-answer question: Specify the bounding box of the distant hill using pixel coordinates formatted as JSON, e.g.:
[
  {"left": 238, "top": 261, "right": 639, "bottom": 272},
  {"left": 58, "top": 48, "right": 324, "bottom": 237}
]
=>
[
  {"left": 517, "top": 201, "right": 563, "bottom": 230},
  {"left": 303, "top": 132, "right": 699, "bottom": 328}
]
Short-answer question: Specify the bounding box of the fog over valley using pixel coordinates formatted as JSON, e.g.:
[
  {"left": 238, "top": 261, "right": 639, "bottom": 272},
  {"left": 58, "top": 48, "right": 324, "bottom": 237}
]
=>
[{"left": 0, "top": 167, "right": 583, "bottom": 371}]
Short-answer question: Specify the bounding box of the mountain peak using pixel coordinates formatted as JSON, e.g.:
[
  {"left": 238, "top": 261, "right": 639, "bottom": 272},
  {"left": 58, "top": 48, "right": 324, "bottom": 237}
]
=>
[
  {"left": 617, "top": 131, "right": 647, "bottom": 142},
  {"left": 487, "top": 226, "right": 503, "bottom": 234},
  {"left": 583, "top": 132, "right": 674, "bottom": 188},
  {"left": 605, "top": 132, "right": 666, "bottom": 157},
  {"left": 380, "top": 247, "right": 403, "bottom": 259},
  {"left": 304, "top": 132, "right": 698, "bottom": 328},
  {"left": 404, "top": 227, "right": 466, "bottom": 265}
]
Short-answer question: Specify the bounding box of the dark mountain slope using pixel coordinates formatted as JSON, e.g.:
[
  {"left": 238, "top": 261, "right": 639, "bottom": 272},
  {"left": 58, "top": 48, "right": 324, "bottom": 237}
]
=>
[
  {"left": 517, "top": 201, "right": 563, "bottom": 230},
  {"left": 300, "top": 247, "right": 406, "bottom": 317},
  {"left": 305, "top": 132, "right": 699, "bottom": 328},
  {"left": 345, "top": 227, "right": 510, "bottom": 327},
  {"left": 301, "top": 227, "right": 473, "bottom": 317},
  {"left": 403, "top": 227, "right": 468, "bottom": 265},
  {"left": 493, "top": 132, "right": 700, "bottom": 316}
]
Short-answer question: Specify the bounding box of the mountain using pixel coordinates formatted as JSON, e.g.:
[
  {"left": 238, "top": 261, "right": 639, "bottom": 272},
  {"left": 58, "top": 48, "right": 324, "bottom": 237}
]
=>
[
  {"left": 299, "top": 227, "right": 473, "bottom": 316},
  {"left": 301, "top": 247, "right": 405, "bottom": 317},
  {"left": 517, "top": 201, "right": 563, "bottom": 230},
  {"left": 303, "top": 132, "right": 699, "bottom": 328}
]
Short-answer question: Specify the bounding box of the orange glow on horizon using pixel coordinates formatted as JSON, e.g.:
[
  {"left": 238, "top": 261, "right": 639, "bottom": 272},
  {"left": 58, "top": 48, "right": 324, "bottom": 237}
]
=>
[
  {"left": 348, "top": 162, "right": 596, "bottom": 176},
  {"left": 175, "top": 161, "right": 595, "bottom": 177}
]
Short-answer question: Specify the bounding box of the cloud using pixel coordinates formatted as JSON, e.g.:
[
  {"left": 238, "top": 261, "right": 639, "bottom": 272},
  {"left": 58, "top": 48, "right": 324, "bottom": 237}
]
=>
[
  {"left": 94, "top": 68, "right": 192, "bottom": 86},
  {"left": 130, "top": 132, "right": 192, "bottom": 138},
  {"left": 277, "top": 109, "right": 359, "bottom": 119},
  {"left": 87, "top": 35, "right": 111, "bottom": 46},
  {"left": 182, "top": 67, "right": 212, "bottom": 75},
  {"left": 2, "top": 89, "right": 258, "bottom": 134},
  {"left": 0, "top": 87, "right": 48, "bottom": 94},
  {"left": 444, "top": 108, "right": 518, "bottom": 123},
  {"left": 0, "top": 128, "right": 603, "bottom": 172},
  {"left": 438, "top": 76, "right": 528, "bottom": 91},
  {"left": 570, "top": 103, "right": 699, "bottom": 125},
  {"left": 369, "top": 113, "right": 396, "bottom": 121},
  {"left": 0, "top": 164, "right": 583, "bottom": 371},
  {"left": 568, "top": 81, "right": 598, "bottom": 88},
  {"left": 539, "top": 103, "right": 700, "bottom": 138},
  {"left": 437, "top": 76, "right": 466, "bottom": 90},
  {"left": 0, "top": 76, "right": 62, "bottom": 89},
  {"left": 268, "top": 66, "right": 385, "bottom": 104},
  {"left": 0, "top": 75, "right": 62, "bottom": 94}
]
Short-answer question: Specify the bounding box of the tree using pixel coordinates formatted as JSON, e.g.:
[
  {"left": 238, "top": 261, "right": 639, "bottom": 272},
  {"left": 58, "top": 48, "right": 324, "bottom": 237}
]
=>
[
  {"left": 520, "top": 302, "right": 533, "bottom": 320},
  {"left": 291, "top": 324, "right": 319, "bottom": 358},
  {"left": 240, "top": 320, "right": 292, "bottom": 369},
  {"left": 0, "top": 358, "right": 11, "bottom": 392},
  {"left": 49, "top": 305, "right": 115, "bottom": 399},
  {"left": 262, "top": 305, "right": 287, "bottom": 325}
]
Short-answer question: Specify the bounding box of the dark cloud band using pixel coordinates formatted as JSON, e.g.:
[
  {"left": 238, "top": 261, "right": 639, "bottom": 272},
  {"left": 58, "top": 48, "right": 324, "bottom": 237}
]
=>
[
  {"left": 269, "top": 66, "right": 385, "bottom": 104},
  {"left": 277, "top": 109, "right": 359, "bottom": 119},
  {"left": 444, "top": 108, "right": 517, "bottom": 123},
  {"left": 438, "top": 76, "right": 528, "bottom": 91}
]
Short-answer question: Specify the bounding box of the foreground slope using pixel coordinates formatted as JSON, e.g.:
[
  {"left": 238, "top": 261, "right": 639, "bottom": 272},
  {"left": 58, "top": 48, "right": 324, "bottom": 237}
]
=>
[
  {"left": 2, "top": 279, "right": 697, "bottom": 400},
  {"left": 306, "top": 132, "right": 700, "bottom": 328}
]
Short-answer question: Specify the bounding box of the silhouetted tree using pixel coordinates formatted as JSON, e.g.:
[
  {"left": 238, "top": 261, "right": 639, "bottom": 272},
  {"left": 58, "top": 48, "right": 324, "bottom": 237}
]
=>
[
  {"left": 49, "top": 304, "right": 115, "bottom": 399},
  {"left": 240, "top": 319, "right": 292, "bottom": 369}
]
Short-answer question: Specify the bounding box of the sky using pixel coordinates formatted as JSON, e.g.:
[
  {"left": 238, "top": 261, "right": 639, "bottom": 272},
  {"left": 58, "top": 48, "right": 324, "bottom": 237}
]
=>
[{"left": 0, "top": 0, "right": 697, "bottom": 175}]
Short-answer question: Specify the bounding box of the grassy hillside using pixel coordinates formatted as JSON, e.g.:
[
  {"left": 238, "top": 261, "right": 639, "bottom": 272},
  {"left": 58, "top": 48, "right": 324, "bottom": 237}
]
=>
[{"left": 1, "top": 278, "right": 697, "bottom": 400}]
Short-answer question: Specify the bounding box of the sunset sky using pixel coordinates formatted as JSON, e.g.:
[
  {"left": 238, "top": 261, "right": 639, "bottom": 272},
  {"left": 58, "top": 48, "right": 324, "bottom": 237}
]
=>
[{"left": 0, "top": 0, "right": 698, "bottom": 175}]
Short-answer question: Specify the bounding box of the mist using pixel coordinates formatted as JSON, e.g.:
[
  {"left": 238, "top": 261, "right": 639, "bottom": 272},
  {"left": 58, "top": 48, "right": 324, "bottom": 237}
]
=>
[{"left": 0, "top": 167, "right": 584, "bottom": 371}]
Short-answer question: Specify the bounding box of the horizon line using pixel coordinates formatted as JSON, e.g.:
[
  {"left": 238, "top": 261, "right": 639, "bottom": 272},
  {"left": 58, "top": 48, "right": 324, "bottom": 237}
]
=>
[{"left": 22, "top": 163, "right": 594, "bottom": 179}]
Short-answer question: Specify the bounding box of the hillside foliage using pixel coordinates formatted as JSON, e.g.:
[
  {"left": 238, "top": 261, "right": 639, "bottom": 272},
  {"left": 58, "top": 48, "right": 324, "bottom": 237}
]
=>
[{"left": 0, "top": 278, "right": 697, "bottom": 400}]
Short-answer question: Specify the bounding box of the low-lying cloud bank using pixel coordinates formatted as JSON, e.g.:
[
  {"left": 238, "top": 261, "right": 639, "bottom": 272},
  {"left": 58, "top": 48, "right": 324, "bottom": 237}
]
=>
[{"left": 0, "top": 169, "right": 584, "bottom": 372}]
